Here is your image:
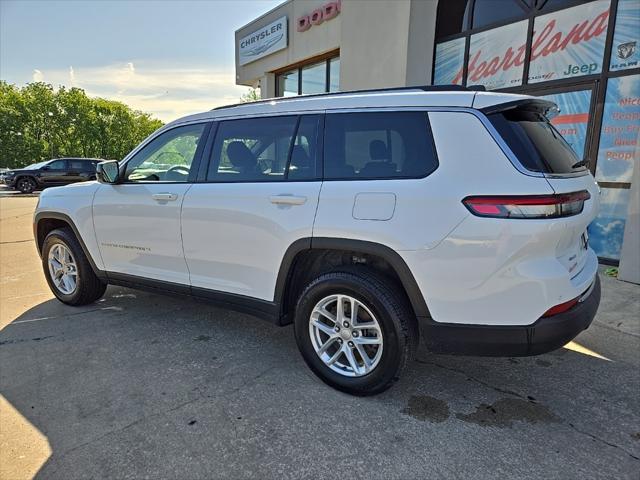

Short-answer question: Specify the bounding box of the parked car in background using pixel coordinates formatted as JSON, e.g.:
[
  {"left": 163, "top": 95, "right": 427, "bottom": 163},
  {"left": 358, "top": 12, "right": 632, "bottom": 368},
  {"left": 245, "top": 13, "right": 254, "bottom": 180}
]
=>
[
  {"left": 0, "top": 168, "right": 10, "bottom": 184},
  {"left": 33, "top": 87, "right": 601, "bottom": 395},
  {"left": 4, "top": 158, "right": 103, "bottom": 193}
]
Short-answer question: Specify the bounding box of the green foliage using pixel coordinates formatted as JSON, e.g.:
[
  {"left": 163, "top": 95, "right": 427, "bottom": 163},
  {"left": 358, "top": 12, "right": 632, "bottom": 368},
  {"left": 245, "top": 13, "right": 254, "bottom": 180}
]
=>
[
  {"left": 240, "top": 87, "right": 260, "bottom": 103},
  {"left": 0, "top": 81, "right": 164, "bottom": 168}
]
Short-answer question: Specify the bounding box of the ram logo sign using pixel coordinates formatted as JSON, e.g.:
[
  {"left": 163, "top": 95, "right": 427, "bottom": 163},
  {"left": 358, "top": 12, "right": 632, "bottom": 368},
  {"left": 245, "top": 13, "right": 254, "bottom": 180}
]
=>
[{"left": 238, "top": 16, "right": 288, "bottom": 66}]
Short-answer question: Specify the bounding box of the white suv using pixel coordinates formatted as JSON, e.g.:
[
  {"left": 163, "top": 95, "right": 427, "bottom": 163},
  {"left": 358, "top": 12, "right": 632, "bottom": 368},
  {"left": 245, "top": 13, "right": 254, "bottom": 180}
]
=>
[{"left": 34, "top": 86, "right": 601, "bottom": 395}]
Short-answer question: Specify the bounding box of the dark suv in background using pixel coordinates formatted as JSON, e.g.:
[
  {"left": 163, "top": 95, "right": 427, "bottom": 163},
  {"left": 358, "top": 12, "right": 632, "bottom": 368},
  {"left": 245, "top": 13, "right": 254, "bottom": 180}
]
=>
[{"left": 3, "top": 158, "right": 102, "bottom": 194}]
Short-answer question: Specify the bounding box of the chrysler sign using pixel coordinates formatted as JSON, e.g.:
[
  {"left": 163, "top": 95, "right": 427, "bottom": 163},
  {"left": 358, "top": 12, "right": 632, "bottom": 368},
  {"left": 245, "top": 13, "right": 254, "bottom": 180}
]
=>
[{"left": 239, "top": 16, "right": 288, "bottom": 66}]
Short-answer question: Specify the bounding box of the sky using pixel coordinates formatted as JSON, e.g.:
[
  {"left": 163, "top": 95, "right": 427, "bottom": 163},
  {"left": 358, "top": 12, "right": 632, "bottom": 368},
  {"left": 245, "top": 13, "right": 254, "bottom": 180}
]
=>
[{"left": 0, "top": 0, "right": 281, "bottom": 121}]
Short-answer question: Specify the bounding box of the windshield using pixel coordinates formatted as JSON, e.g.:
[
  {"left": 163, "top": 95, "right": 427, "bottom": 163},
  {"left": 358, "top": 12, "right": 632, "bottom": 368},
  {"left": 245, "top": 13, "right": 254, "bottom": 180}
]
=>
[
  {"left": 23, "top": 161, "right": 49, "bottom": 170},
  {"left": 488, "top": 107, "right": 586, "bottom": 175}
]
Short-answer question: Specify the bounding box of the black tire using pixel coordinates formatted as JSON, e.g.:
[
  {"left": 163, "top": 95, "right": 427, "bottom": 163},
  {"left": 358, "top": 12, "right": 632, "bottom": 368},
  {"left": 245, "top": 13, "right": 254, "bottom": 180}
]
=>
[
  {"left": 42, "top": 228, "right": 107, "bottom": 306},
  {"left": 294, "top": 268, "right": 418, "bottom": 396},
  {"left": 16, "top": 177, "right": 37, "bottom": 194}
]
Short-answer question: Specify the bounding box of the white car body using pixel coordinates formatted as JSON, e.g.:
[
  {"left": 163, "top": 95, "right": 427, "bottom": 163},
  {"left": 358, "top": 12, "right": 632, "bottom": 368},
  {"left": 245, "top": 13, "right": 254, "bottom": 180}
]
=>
[{"left": 34, "top": 87, "right": 601, "bottom": 360}]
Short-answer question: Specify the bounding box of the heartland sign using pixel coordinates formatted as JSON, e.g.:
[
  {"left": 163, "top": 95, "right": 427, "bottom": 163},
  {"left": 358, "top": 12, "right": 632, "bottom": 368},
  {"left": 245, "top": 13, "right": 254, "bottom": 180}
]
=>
[
  {"left": 452, "top": 0, "right": 611, "bottom": 89},
  {"left": 239, "top": 16, "right": 288, "bottom": 66}
]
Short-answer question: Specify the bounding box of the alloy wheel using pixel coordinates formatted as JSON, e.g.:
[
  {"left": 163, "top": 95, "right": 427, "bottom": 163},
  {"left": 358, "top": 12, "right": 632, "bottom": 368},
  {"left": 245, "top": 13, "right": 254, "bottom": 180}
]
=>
[
  {"left": 309, "top": 294, "right": 383, "bottom": 377},
  {"left": 47, "top": 243, "right": 78, "bottom": 295}
]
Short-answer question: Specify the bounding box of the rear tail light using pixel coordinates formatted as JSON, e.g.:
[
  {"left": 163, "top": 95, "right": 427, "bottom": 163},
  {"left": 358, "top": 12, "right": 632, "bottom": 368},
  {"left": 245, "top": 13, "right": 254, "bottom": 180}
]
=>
[{"left": 463, "top": 190, "right": 590, "bottom": 219}]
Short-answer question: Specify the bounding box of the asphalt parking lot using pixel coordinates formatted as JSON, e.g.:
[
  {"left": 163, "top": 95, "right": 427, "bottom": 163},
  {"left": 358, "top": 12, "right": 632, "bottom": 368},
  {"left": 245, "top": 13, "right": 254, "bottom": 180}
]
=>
[{"left": 1, "top": 191, "right": 639, "bottom": 480}]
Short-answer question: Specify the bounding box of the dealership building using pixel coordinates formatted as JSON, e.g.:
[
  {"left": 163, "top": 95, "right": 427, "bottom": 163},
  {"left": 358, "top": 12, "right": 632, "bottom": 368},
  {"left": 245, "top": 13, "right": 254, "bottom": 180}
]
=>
[{"left": 235, "top": 0, "right": 639, "bottom": 281}]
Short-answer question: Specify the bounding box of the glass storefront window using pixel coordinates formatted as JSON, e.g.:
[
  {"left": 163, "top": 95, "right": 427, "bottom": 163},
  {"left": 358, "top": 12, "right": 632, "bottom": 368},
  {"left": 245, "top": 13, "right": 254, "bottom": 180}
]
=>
[
  {"left": 610, "top": 0, "right": 640, "bottom": 72},
  {"left": 433, "top": 37, "right": 465, "bottom": 85},
  {"left": 275, "top": 56, "right": 339, "bottom": 97},
  {"left": 595, "top": 74, "right": 639, "bottom": 183},
  {"left": 539, "top": 89, "right": 592, "bottom": 159},
  {"left": 588, "top": 187, "right": 631, "bottom": 260},
  {"left": 301, "top": 61, "right": 327, "bottom": 95},
  {"left": 467, "top": 21, "right": 528, "bottom": 90},
  {"left": 329, "top": 57, "right": 340, "bottom": 92},
  {"left": 472, "top": 0, "right": 527, "bottom": 29},
  {"left": 528, "top": 0, "right": 611, "bottom": 84},
  {"left": 277, "top": 70, "right": 298, "bottom": 97}
]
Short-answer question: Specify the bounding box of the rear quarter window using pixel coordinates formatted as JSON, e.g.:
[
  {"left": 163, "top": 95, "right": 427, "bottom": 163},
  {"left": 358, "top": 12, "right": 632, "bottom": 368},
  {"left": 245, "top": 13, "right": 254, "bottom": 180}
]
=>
[
  {"left": 487, "top": 107, "right": 586, "bottom": 174},
  {"left": 323, "top": 111, "right": 439, "bottom": 180}
]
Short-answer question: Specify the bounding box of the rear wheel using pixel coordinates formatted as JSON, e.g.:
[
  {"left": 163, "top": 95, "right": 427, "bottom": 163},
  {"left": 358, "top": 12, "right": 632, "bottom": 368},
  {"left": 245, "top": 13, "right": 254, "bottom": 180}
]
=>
[
  {"left": 294, "top": 269, "right": 417, "bottom": 396},
  {"left": 42, "top": 228, "right": 107, "bottom": 305},
  {"left": 16, "top": 177, "right": 36, "bottom": 194}
]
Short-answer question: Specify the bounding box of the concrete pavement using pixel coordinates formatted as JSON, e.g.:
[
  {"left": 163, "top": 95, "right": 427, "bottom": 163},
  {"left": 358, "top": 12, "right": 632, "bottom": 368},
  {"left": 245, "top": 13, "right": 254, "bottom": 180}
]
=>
[{"left": 1, "top": 194, "right": 639, "bottom": 479}]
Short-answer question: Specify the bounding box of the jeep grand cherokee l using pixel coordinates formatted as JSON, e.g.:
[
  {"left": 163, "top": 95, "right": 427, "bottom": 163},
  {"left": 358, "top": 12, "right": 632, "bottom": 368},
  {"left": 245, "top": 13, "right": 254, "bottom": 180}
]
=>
[{"left": 33, "top": 86, "right": 601, "bottom": 395}]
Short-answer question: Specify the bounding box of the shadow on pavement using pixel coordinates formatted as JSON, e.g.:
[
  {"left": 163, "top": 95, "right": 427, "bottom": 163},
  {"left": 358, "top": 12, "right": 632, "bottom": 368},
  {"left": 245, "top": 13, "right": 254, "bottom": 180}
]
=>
[{"left": 1, "top": 285, "right": 638, "bottom": 479}]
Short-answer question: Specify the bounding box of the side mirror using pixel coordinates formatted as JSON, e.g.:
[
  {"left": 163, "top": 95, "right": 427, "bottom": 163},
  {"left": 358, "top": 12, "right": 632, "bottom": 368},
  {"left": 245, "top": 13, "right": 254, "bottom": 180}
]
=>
[{"left": 96, "top": 160, "right": 120, "bottom": 184}]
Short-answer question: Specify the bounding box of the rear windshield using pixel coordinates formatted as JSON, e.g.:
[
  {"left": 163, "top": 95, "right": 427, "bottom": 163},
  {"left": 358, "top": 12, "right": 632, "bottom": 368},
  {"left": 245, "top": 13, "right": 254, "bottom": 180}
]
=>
[{"left": 487, "top": 107, "right": 585, "bottom": 174}]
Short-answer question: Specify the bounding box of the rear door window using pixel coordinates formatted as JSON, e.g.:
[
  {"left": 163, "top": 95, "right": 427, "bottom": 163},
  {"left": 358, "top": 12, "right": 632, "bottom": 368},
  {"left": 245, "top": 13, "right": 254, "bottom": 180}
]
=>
[
  {"left": 207, "top": 115, "right": 320, "bottom": 182},
  {"left": 69, "top": 159, "right": 87, "bottom": 170},
  {"left": 487, "top": 106, "right": 586, "bottom": 174},
  {"left": 323, "top": 112, "right": 438, "bottom": 180}
]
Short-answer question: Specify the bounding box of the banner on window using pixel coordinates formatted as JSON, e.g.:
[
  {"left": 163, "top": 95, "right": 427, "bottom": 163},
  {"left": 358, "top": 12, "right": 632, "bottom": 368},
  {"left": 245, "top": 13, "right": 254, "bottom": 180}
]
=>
[
  {"left": 588, "top": 188, "right": 630, "bottom": 260},
  {"left": 434, "top": 38, "right": 465, "bottom": 85},
  {"left": 610, "top": 0, "right": 640, "bottom": 72},
  {"left": 595, "top": 75, "right": 640, "bottom": 183},
  {"left": 464, "top": 21, "right": 528, "bottom": 90},
  {"left": 528, "top": 0, "right": 611, "bottom": 84}
]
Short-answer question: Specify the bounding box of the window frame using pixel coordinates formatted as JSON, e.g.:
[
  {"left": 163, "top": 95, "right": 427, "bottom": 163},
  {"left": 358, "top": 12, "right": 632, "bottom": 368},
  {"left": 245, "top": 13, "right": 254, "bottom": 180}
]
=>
[
  {"left": 321, "top": 108, "right": 441, "bottom": 182},
  {"left": 275, "top": 52, "right": 340, "bottom": 97},
  {"left": 198, "top": 113, "right": 324, "bottom": 184},
  {"left": 118, "top": 121, "right": 212, "bottom": 185}
]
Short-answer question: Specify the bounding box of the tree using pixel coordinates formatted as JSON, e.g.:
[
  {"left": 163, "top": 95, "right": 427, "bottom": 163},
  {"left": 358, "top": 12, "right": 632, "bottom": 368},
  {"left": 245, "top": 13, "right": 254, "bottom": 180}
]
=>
[
  {"left": 240, "top": 87, "right": 260, "bottom": 103},
  {"left": 0, "top": 81, "right": 164, "bottom": 169}
]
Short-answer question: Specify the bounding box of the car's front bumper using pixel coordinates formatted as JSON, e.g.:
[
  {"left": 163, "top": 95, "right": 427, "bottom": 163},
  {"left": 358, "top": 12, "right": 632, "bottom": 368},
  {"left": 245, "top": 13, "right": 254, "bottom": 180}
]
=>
[{"left": 419, "top": 274, "right": 601, "bottom": 357}]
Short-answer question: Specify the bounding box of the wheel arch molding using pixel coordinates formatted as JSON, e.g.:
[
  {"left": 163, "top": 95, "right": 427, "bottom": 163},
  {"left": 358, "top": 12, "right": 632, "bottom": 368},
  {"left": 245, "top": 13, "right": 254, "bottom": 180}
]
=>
[
  {"left": 34, "top": 211, "right": 107, "bottom": 281},
  {"left": 274, "top": 237, "right": 430, "bottom": 323}
]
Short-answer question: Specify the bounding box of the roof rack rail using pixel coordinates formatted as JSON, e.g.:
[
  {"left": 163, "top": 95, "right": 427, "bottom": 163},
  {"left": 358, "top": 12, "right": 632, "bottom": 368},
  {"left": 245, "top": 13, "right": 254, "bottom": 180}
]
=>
[{"left": 212, "top": 84, "right": 486, "bottom": 111}]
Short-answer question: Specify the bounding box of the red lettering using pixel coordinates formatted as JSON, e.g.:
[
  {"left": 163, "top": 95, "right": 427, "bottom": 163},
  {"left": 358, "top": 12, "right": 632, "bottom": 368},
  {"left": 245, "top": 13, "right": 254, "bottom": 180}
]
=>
[
  {"left": 297, "top": 16, "right": 311, "bottom": 32},
  {"left": 531, "top": 20, "right": 555, "bottom": 61},
  {"left": 463, "top": 7, "right": 610, "bottom": 83},
  {"left": 297, "top": 1, "right": 341, "bottom": 32},
  {"left": 485, "top": 56, "right": 501, "bottom": 76}
]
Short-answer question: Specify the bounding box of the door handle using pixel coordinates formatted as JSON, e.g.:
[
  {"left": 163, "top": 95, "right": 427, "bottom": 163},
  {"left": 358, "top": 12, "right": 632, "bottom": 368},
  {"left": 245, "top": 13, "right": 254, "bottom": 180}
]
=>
[
  {"left": 269, "top": 194, "right": 307, "bottom": 206},
  {"left": 152, "top": 193, "right": 178, "bottom": 202}
]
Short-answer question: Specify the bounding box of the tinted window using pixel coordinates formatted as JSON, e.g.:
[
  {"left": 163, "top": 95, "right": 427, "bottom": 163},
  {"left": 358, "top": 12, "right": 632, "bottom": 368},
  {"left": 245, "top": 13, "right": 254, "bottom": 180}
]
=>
[
  {"left": 277, "top": 70, "right": 298, "bottom": 97},
  {"left": 323, "top": 112, "right": 438, "bottom": 180},
  {"left": 288, "top": 116, "right": 321, "bottom": 180},
  {"left": 47, "top": 160, "right": 67, "bottom": 170},
  {"left": 488, "top": 107, "right": 585, "bottom": 174},
  {"left": 301, "top": 61, "right": 326, "bottom": 94},
  {"left": 69, "top": 159, "right": 89, "bottom": 170},
  {"left": 436, "top": 0, "right": 472, "bottom": 38},
  {"left": 208, "top": 116, "right": 319, "bottom": 182},
  {"left": 329, "top": 57, "right": 340, "bottom": 92},
  {"left": 472, "top": 0, "right": 527, "bottom": 29},
  {"left": 125, "top": 123, "right": 206, "bottom": 182}
]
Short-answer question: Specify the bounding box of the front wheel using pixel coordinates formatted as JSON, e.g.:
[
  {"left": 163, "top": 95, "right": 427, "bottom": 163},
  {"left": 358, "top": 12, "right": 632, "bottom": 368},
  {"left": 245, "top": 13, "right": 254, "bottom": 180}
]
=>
[
  {"left": 42, "top": 228, "right": 107, "bottom": 305},
  {"left": 16, "top": 177, "right": 37, "bottom": 194},
  {"left": 294, "top": 269, "right": 417, "bottom": 396}
]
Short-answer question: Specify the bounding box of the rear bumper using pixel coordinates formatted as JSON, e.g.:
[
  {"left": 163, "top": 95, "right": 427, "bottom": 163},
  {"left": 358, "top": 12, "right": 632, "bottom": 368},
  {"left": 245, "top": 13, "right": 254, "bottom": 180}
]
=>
[{"left": 419, "top": 274, "right": 600, "bottom": 356}]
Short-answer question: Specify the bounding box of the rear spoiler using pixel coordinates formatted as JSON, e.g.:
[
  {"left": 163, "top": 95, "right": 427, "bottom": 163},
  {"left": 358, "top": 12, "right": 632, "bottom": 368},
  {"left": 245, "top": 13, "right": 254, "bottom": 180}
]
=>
[{"left": 479, "top": 98, "right": 559, "bottom": 118}]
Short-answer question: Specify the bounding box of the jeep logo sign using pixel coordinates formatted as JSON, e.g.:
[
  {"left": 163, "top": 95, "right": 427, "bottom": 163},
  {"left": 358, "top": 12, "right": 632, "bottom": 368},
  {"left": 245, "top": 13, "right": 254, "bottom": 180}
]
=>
[
  {"left": 239, "top": 16, "right": 288, "bottom": 66},
  {"left": 297, "top": 1, "right": 341, "bottom": 32}
]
